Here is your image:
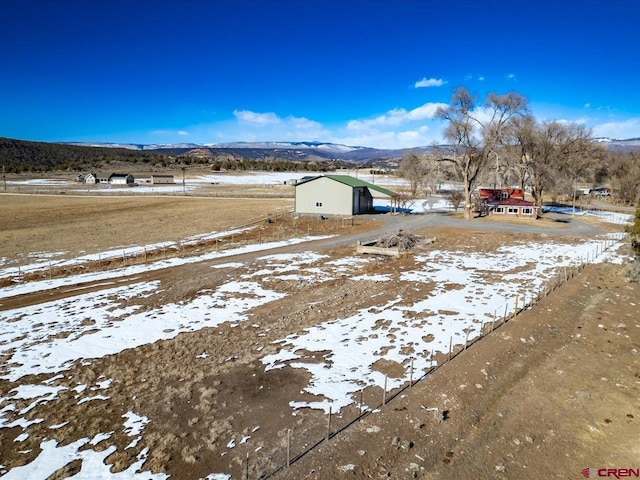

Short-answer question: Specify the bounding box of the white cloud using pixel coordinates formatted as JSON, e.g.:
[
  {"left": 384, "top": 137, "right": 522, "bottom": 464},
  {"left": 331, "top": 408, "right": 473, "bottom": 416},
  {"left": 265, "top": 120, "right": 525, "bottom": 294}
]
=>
[
  {"left": 407, "top": 103, "right": 446, "bottom": 120},
  {"left": 592, "top": 118, "right": 640, "bottom": 139},
  {"left": 160, "top": 103, "right": 448, "bottom": 149},
  {"left": 584, "top": 103, "right": 591, "bottom": 109},
  {"left": 347, "top": 102, "right": 447, "bottom": 131},
  {"left": 289, "top": 116, "right": 324, "bottom": 131},
  {"left": 414, "top": 77, "right": 446, "bottom": 88},
  {"left": 225, "top": 110, "right": 331, "bottom": 142},
  {"left": 233, "top": 110, "right": 282, "bottom": 125},
  {"left": 151, "top": 129, "right": 189, "bottom": 137},
  {"left": 506, "top": 73, "right": 516, "bottom": 80},
  {"left": 478, "top": 76, "right": 485, "bottom": 81},
  {"left": 334, "top": 129, "right": 434, "bottom": 150},
  {"left": 556, "top": 117, "right": 589, "bottom": 126}
]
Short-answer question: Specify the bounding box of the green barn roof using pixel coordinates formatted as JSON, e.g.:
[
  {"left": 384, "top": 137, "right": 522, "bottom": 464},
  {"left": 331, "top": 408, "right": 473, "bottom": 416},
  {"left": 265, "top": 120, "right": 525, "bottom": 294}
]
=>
[{"left": 297, "top": 174, "right": 397, "bottom": 197}]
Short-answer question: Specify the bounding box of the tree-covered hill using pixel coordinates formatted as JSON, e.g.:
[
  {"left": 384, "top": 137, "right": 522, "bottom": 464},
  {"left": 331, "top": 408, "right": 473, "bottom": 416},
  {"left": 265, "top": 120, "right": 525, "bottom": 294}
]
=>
[
  {"left": 0, "top": 137, "right": 169, "bottom": 173},
  {"left": 0, "top": 138, "right": 357, "bottom": 173}
]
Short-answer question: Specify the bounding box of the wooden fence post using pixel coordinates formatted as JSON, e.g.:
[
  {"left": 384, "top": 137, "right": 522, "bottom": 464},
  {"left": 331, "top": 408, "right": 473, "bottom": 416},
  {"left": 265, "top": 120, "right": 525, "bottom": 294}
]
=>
[
  {"left": 286, "top": 429, "right": 291, "bottom": 467},
  {"left": 409, "top": 358, "right": 414, "bottom": 387},
  {"left": 383, "top": 375, "right": 387, "bottom": 405}
]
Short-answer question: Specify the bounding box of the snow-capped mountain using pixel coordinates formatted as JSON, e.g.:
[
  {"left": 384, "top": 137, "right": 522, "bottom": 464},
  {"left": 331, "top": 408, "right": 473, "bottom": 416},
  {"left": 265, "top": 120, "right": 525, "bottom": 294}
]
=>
[
  {"left": 593, "top": 137, "right": 640, "bottom": 151},
  {"left": 61, "top": 142, "right": 205, "bottom": 151},
  {"left": 57, "top": 137, "right": 640, "bottom": 163},
  {"left": 205, "top": 141, "right": 366, "bottom": 154}
]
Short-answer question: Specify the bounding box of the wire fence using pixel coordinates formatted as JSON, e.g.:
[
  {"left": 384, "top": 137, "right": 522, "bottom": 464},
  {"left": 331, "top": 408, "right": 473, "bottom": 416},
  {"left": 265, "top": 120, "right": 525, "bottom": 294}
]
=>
[{"left": 251, "top": 232, "right": 628, "bottom": 479}]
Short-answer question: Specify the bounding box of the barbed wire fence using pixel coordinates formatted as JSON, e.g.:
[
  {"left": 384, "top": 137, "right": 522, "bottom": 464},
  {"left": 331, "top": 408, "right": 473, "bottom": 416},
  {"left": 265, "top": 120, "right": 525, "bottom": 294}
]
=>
[{"left": 250, "top": 232, "right": 627, "bottom": 479}]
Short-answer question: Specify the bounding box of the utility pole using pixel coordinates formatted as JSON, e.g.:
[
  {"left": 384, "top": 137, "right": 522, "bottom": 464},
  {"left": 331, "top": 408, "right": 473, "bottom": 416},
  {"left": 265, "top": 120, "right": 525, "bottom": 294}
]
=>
[
  {"left": 571, "top": 175, "right": 577, "bottom": 217},
  {"left": 181, "top": 167, "right": 186, "bottom": 195},
  {"left": 2, "top": 165, "right": 6, "bottom": 191}
]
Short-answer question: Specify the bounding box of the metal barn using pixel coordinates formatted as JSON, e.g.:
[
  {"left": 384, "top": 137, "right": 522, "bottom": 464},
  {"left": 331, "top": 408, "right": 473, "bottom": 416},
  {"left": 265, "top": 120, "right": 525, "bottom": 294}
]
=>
[{"left": 294, "top": 174, "right": 396, "bottom": 215}]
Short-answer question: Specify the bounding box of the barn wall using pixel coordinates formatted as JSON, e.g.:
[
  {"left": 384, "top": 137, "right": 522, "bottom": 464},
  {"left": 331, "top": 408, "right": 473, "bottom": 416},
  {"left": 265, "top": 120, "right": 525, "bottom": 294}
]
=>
[{"left": 295, "top": 177, "right": 354, "bottom": 215}]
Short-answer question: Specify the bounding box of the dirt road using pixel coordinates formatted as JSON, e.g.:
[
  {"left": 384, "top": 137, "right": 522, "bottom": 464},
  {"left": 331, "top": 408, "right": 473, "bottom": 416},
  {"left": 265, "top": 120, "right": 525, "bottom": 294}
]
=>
[{"left": 0, "top": 211, "right": 607, "bottom": 312}]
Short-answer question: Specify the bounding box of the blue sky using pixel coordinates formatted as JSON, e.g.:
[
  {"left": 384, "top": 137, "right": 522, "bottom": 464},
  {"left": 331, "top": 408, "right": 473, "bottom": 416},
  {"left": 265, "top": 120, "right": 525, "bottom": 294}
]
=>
[{"left": 1, "top": 0, "right": 638, "bottom": 149}]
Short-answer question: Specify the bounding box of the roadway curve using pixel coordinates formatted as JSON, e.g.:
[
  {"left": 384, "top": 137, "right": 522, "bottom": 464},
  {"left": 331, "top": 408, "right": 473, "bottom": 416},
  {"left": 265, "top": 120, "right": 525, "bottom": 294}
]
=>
[{"left": 0, "top": 211, "right": 606, "bottom": 311}]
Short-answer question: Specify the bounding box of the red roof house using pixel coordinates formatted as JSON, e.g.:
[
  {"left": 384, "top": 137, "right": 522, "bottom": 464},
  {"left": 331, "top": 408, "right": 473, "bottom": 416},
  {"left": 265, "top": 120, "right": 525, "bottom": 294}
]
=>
[{"left": 478, "top": 188, "right": 538, "bottom": 218}]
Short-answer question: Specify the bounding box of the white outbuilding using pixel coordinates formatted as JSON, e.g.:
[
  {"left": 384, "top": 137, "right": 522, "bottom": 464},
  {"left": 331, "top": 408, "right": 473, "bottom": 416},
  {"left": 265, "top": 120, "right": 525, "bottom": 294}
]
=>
[{"left": 294, "top": 174, "right": 397, "bottom": 216}]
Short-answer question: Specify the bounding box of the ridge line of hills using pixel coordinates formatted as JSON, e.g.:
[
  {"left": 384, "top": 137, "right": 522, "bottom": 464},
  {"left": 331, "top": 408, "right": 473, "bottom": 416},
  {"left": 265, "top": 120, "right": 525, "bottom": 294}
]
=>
[{"left": 1, "top": 136, "right": 639, "bottom": 174}]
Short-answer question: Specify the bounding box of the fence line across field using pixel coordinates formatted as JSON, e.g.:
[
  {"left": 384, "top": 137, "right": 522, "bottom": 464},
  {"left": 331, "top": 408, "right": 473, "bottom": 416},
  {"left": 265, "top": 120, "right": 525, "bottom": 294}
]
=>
[
  {"left": 4, "top": 207, "right": 298, "bottom": 284},
  {"left": 255, "top": 234, "right": 626, "bottom": 479}
]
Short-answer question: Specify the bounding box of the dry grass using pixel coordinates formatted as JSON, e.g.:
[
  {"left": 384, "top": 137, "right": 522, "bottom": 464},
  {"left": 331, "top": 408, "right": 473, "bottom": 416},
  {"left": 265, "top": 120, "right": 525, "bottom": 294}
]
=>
[{"left": 0, "top": 194, "right": 293, "bottom": 265}]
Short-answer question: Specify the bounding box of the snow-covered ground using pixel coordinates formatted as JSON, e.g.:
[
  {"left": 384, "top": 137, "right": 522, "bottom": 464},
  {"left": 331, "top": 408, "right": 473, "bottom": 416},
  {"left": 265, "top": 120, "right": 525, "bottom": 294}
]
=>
[
  {"left": 542, "top": 205, "right": 633, "bottom": 225},
  {"left": 0, "top": 208, "right": 632, "bottom": 479},
  {"left": 7, "top": 170, "right": 411, "bottom": 194}
]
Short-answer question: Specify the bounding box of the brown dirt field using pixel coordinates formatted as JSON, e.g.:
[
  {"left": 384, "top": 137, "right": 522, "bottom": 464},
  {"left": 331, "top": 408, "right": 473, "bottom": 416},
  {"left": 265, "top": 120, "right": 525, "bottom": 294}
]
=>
[
  {"left": 0, "top": 194, "right": 293, "bottom": 266},
  {"left": 0, "top": 207, "right": 638, "bottom": 480},
  {"left": 284, "top": 261, "right": 640, "bottom": 480}
]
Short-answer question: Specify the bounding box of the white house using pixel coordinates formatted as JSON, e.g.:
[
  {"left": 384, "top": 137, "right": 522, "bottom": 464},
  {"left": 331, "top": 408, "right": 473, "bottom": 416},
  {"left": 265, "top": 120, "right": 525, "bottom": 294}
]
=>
[
  {"left": 84, "top": 173, "right": 98, "bottom": 184},
  {"left": 109, "top": 173, "right": 135, "bottom": 185}
]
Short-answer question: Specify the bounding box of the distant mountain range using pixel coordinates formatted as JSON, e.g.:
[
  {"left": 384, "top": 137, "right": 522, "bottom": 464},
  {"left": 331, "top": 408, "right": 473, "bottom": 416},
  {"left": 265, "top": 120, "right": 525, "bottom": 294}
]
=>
[
  {"left": 60, "top": 140, "right": 434, "bottom": 165},
  {"left": 63, "top": 137, "right": 640, "bottom": 159},
  {"left": 3, "top": 136, "right": 638, "bottom": 174},
  {"left": 593, "top": 137, "right": 640, "bottom": 151}
]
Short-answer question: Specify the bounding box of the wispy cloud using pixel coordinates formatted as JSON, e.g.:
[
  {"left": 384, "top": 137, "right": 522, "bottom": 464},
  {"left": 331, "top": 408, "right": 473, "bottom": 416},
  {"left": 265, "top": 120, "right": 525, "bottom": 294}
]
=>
[
  {"left": 414, "top": 77, "right": 446, "bottom": 88},
  {"left": 332, "top": 129, "right": 436, "bottom": 150},
  {"left": 227, "top": 110, "right": 330, "bottom": 142},
  {"left": 592, "top": 118, "right": 640, "bottom": 139},
  {"left": 233, "top": 110, "right": 282, "bottom": 125},
  {"left": 347, "top": 102, "right": 447, "bottom": 131},
  {"left": 506, "top": 73, "right": 516, "bottom": 80},
  {"left": 557, "top": 117, "right": 589, "bottom": 125},
  {"left": 151, "top": 129, "right": 190, "bottom": 137},
  {"left": 174, "top": 103, "right": 449, "bottom": 149}
]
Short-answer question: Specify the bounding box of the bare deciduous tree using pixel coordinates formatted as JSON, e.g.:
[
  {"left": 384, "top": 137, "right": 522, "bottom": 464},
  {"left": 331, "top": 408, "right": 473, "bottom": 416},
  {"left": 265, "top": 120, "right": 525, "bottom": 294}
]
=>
[
  {"left": 445, "top": 189, "right": 465, "bottom": 211},
  {"left": 436, "top": 87, "right": 529, "bottom": 220},
  {"left": 508, "top": 117, "right": 601, "bottom": 209},
  {"left": 606, "top": 151, "right": 640, "bottom": 204},
  {"left": 398, "top": 152, "right": 427, "bottom": 197}
]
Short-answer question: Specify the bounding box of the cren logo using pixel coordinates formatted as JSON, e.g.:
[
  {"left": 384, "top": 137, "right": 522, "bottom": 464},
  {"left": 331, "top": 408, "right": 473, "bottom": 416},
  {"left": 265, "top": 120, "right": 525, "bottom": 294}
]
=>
[{"left": 583, "top": 468, "right": 640, "bottom": 478}]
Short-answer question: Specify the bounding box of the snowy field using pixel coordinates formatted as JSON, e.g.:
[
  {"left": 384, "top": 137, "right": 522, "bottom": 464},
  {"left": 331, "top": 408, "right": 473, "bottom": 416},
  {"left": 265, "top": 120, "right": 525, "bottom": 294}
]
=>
[
  {"left": 6, "top": 170, "right": 410, "bottom": 195},
  {"left": 0, "top": 207, "right": 632, "bottom": 479}
]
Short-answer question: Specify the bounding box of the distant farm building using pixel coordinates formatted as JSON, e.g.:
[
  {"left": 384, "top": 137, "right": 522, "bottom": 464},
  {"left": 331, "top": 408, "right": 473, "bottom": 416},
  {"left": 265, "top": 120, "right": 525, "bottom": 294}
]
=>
[
  {"left": 96, "top": 173, "right": 111, "bottom": 184},
  {"left": 82, "top": 173, "right": 98, "bottom": 183},
  {"left": 151, "top": 174, "right": 174, "bottom": 185},
  {"left": 135, "top": 174, "right": 175, "bottom": 185},
  {"left": 78, "top": 172, "right": 138, "bottom": 185},
  {"left": 294, "top": 174, "right": 397, "bottom": 215},
  {"left": 109, "top": 173, "right": 135, "bottom": 185},
  {"left": 478, "top": 188, "right": 538, "bottom": 218}
]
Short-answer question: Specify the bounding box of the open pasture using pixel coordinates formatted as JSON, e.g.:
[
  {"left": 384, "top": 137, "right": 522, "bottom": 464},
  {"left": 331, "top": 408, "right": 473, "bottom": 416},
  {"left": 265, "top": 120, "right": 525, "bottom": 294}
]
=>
[{"left": 0, "top": 194, "right": 293, "bottom": 269}]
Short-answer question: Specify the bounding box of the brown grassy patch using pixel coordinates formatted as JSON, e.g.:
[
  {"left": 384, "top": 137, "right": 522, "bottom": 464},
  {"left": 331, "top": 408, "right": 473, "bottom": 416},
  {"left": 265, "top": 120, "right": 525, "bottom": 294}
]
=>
[{"left": 0, "top": 194, "right": 292, "bottom": 266}]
